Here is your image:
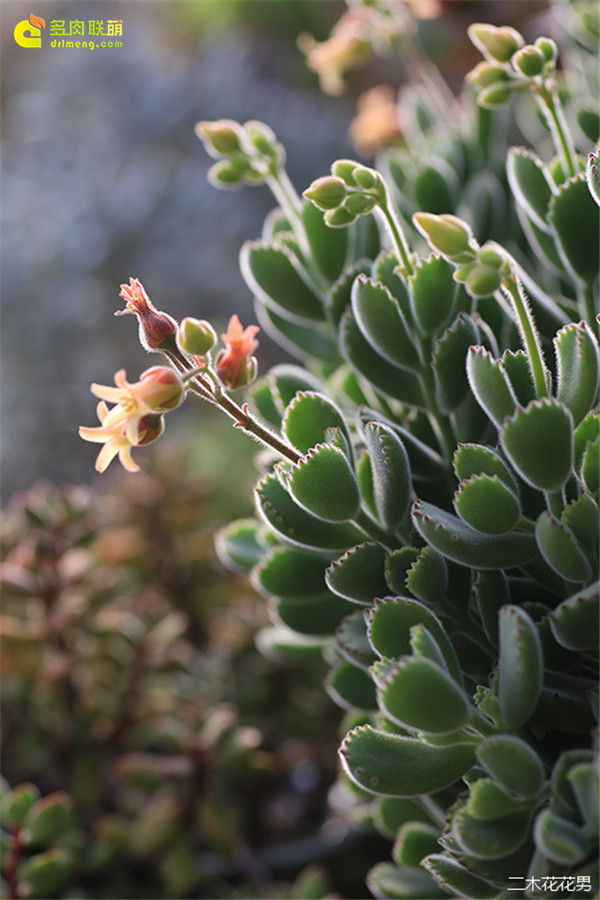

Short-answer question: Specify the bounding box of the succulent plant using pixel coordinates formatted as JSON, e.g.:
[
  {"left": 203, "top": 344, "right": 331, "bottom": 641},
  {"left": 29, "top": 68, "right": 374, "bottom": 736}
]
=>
[
  {"left": 197, "top": 7, "right": 599, "bottom": 899},
  {"left": 72, "top": 1, "right": 598, "bottom": 897}
]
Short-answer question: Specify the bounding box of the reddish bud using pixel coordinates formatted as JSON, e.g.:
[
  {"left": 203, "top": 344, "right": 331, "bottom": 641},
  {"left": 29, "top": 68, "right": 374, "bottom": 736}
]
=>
[{"left": 116, "top": 278, "right": 177, "bottom": 352}]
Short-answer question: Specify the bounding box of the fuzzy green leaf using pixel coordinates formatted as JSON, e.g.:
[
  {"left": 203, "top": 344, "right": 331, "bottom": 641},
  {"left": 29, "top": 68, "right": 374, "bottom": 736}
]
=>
[
  {"left": 567, "top": 762, "right": 600, "bottom": 834},
  {"left": 250, "top": 379, "right": 283, "bottom": 428},
  {"left": 412, "top": 500, "right": 536, "bottom": 569},
  {"left": 241, "top": 240, "right": 325, "bottom": 322},
  {"left": 359, "top": 408, "right": 448, "bottom": 482},
  {"left": 0, "top": 783, "right": 41, "bottom": 829},
  {"left": 500, "top": 399, "right": 573, "bottom": 492},
  {"left": 302, "top": 198, "right": 348, "bottom": 282},
  {"left": 507, "top": 147, "right": 554, "bottom": 231},
  {"left": 432, "top": 313, "right": 481, "bottom": 412},
  {"left": 498, "top": 605, "right": 543, "bottom": 732},
  {"left": 453, "top": 804, "right": 531, "bottom": 859},
  {"left": 561, "top": 494, "right": 599, "bottom": 566},
  {"left": 367, "top": 862, "right": 446, "bottom": 899},
  {"left": 326, "top": 259, "right": 372, "bottom": 328},
  {"left": 325, "top": 541, "right": 389, "bottom": 605},
  {"left": 385, "top": 546, "right": 420, "bottom": 594},
  {"left": 409, "top": 623, "right": 449, "bottom": 671},
  {"left": 466, "top": 346, "right": 518, "bottom": 428},
  {"left": 574, "top": 412, "right": 600, "bottom": 474},
  {"left": 282, "top": 391, "right": 351, "bottom": 456},
  {"left": 475, "top": 571, "right": 510, "bottom": 646},
  {"left": 423, "top": 854, "right": 500, "bottom": 899},
  {"left": 405, "top": 546, "right": 448, "bottom": 604},
  {"left": 286, "top": 444, "right": 360, "bottom": 523},
  {"left": 476, "top": 735, "right": 545, "bottom": 798},
  {"left": 464, "top": 778, "right": 529, "bottom": 819},
  {"left": 500, "top": 349, "right": 536, "bottom": 407},
  {"left": 252, "top": 547, "right": 329, "bottom": 598},
  {"left": 453, "top": 443, "right": 519, "bottom": 495},
  {"left": 535, "top": 511, "right": 592, "bottom": 582},
  {"left": 267, "top": 365, "right": 324, "bottom": 415},
  {"left": 351, "top": 275, "right": 421, "bottom": 371},
  {"left": 582, "top": 433, "right": 600, "bottom": 496},
  {"left": 548, "top": 583, "right": 600, "bottom": 651},
  {"left": 373, "top": 797, "right": 436, "bottom": 838},
  {"left": 340, "top": 309, "right": 426, "bottom": 406},
  {"left": 548, "top": 174, "right": 600, "bottom": 284},
  {"left": 534, "top": 808, "right": 592, "bottom": 865},
  {"left": 363, "top": 422, "right": 412, "bottom": 532},
  {"left": 215, "top": 519, "right": 268, "bottom": 573},
  {"left": 372, "top": 252, "right": 412, "bottom": 319},
  {"left": 377, "top": 657, "right": 472, "bottom": 733},
  {"left": 257, "top": 302, "right": 338, "bottom": 361},
  {"left": 327, "top": 662, "right": 378, "bottom": 711},
  {"left": 392, "top": 822, "right": 440, "bottom": 868},
  {"left": 339, "top": 725, "right": 476, "bottom": 796},
  {"left": 554, "top": 320, "right": 600, "bottom": 427},
  {"left": 409, "top": 255, "right": 457, "bottom": 336},
  {"left": 336, "top": 611, "right": 378, "bottom": 671},
  {"left": 271, "top": 592, "right": 348, "bottom": 636},
  {"left": 255, "top": 473, "right": 363, "bottom": 551},
  {"left": 256, "top": 626, "right": 328, "bottom": 664},
  {"left": 454, "top": 474, "right": 521, "bottom": 535},
  {"left": 367, "top": 596, "right": 462, "bottom": 684}
]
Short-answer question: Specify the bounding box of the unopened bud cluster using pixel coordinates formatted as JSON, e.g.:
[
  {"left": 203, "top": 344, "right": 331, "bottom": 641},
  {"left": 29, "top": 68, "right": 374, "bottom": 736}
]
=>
[
  {"left": 413, "top": 213, "right": 511, "bottom": 298},
  {"left": 303, "top": 159, "right": 386, "bottom": 227},
  {"left": 195, "top": 119, "right": 285, "bottom": 189},
  {"left": 466, "top": 23, "right": 558, "bottom": 108}
]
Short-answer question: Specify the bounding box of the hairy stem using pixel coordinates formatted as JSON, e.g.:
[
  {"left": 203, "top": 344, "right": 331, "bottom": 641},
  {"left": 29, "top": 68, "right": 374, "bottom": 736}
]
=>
[
  {"left": 501, "top": 276, "right": 548, "bottom": 400},
  {"left": 377, "top": 201, "right": 414, "bottom": 277},
  {"left": 535, "top": 82, "right": 577, "bottom": 179}
]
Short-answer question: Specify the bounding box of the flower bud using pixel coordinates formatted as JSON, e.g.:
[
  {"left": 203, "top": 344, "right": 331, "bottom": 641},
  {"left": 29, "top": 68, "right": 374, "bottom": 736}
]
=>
[
  {"left": 243, "top": 120, "right": 281, "bottom": 161},
  {"left": 343, "top": 193, "right": 377, "bottom": 215},
  {"left": 468, "top": 23, "right": 524, "bottom": 64},
  {"left": 116, "top": 278, "right": 178, "bottom": 352},
  {"left": 412, "top": 213, "right": 474, "bottom": 258},
  {"left": 465, "top": 265, "right": 502, "bottom": 298},
  {"left": 138, "top": 367, "right": 184, "bottom": 412},
  {"left": 478, "top": 83, "right": 513, "bottom": 108},
  {"left": 477, "top": 244, "right": 506, "bottom": 268},
  {"left": 207, "top": 158, "right": 251, "bottom": 189},
  {"left": 137, "top": 414, "right": 165, "bottom": 446},
  {"left": 466, "top": 61, "right": 508, "bottom": 89},
  {"left": 512, "top": 45, "right": 546, "bottom": 78},
  {"left": 324, "top": 206, "right": 357, "bottom": 227},
  {"left": 534, "top": 37, "right": 558, "bottom": 64},
  {"left": 331, "top": 159, "right": 359, "bottom": 187},
  {"left": 352, "top": 165, "right": 380, "bottom": 191},
  {"left": 303, "top": 175, "right": 347, "bottom": 210},
  {"left": 194, "top": 120, "right": 243, "bottom": 157},
  {"left": 177, "top": 318, "right": 217, "bottom": 356}
]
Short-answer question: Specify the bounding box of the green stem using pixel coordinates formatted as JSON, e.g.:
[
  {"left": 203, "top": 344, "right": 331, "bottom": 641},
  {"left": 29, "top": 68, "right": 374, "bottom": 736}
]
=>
[
  {"left": 354, "top": 508, "right": 397, "bottom": 550},
  {"left": 377, "top": 201, "right": 414, "bottom": 277},
  {"left": 578, "top": 282, "right": 599, "bottom": 333},
  {"left": 501, "top": 276, "right": 548, "bottom": 400},
  {"left": 546, "top": 489, "right": 565, "bottom": 518},
  {"left": 420, "top": 367, "right": 458, "bottom": 460},
  {"left": 536, "top": 82, "right": 577, "bottom": 179}
]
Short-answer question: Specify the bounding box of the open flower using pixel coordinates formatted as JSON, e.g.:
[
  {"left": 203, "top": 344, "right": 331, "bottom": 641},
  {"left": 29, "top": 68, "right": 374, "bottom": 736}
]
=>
[
  {"left": 79, "top": 403, "right": 141, "bottom": 473},
  {"left": 215, "top": 315, "right": 259, "bottom": 389},
  {"left": 116, "top": 278, "right": 177, "bottom": 351},
  {"left": 90, "top": 368, "right": 183, "bottom": 444}
]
